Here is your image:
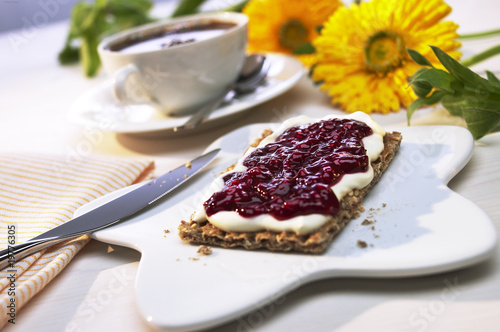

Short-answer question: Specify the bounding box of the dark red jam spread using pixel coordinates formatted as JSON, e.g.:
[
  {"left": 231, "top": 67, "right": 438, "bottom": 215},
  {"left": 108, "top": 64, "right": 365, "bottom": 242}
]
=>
[{"left": 204, "top": 118, "right": 374, "bottom": 220}]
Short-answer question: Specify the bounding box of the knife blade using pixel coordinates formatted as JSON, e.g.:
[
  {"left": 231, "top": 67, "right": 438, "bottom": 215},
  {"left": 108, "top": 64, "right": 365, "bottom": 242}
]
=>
[{"left": 0, "top": 149, "right": 220, "bottom": 270}]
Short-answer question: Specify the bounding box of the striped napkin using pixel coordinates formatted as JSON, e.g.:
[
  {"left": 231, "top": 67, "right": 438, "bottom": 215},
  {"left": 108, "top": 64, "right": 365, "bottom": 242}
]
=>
[{"left": 0, "top": 153, "right": 154, "bottom": 328}]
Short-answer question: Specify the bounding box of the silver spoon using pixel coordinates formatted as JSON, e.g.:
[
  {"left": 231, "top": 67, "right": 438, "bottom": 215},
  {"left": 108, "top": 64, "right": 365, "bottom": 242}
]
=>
[{"left": 174, "top": 54, "right": 269, "bottom": 132}]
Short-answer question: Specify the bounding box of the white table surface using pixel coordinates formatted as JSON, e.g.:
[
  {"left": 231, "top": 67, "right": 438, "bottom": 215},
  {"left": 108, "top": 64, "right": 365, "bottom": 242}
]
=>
[{"left": 1, "top": 1, "right": 499, "bottom": 331}]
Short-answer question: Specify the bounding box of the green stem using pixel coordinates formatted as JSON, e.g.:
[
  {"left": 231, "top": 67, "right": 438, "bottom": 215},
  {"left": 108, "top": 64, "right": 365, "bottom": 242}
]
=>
[
  {"left": 460, "top": 28, "right": 500, "bottom": 40},
  {"left": 460, "top": 44, "right": 500, "bottom": 67},
  {"left": 171, "top": 0, "right": 206, "bottom": 17},
  {"left": 221, "top": 0, "right": 249, "bottom": 12}
]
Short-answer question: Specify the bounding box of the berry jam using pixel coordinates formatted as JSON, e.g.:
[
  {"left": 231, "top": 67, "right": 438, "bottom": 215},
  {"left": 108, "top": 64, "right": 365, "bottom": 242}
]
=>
[{"left": 204, "top": 118, "right": 374, "bottom": 220}]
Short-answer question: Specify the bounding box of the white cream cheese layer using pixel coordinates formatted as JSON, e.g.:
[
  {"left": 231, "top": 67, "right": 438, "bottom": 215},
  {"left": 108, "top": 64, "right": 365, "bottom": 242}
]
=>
[{"left": 192, "top": 112, "right": 385, "bottom": 235}]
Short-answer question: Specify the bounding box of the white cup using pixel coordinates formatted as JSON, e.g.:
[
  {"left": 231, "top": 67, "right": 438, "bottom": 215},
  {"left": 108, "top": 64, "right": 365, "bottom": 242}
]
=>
[{"left": 98, "top": 12, "right": 248, "bottom": 116}]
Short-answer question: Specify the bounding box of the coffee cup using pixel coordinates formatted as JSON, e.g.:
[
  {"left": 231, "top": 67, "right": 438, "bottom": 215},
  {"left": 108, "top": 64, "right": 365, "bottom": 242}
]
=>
[{"left": 97, "top": 12, "right": 248, "bottom": 116}]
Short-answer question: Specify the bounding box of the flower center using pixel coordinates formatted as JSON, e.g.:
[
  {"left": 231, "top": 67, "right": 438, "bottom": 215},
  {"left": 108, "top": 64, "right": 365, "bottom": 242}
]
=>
[
  {"left": 365, "top": 31, "right": 406, "bottom": 74},
  {"left": 279, "top": 19, "right": 309, "bottom": 51}
]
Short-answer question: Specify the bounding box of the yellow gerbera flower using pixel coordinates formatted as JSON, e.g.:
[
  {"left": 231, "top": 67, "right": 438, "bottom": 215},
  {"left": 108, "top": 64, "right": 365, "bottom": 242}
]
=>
[
  {"left": 243, "top": 0, "right": 343, "bottom": 67},
  {"left": 312, "top": 0, "right": 461, "bottom": 114}
]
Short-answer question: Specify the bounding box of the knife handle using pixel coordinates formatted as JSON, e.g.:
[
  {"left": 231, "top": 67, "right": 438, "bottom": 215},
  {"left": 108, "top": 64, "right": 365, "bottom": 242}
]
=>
[{"left": 0, "top": 237, "right": 64, "bottom": 271}]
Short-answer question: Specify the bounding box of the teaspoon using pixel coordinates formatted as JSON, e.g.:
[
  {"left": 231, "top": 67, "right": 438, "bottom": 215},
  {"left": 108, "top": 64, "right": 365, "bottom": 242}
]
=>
[{"left": 174, "top": 54, "right": 269, "bottom": 132}]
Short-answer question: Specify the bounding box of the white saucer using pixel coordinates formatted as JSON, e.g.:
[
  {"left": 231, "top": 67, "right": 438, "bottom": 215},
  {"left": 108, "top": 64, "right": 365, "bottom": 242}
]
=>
[{"left": 67, "top": 53, "right": 304, "bottom": 138}]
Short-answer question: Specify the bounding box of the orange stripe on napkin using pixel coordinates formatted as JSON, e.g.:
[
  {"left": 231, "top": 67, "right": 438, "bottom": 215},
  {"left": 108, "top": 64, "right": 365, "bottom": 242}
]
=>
[{"left": 0, "top": 154, "right": 154, "bottom": 328}]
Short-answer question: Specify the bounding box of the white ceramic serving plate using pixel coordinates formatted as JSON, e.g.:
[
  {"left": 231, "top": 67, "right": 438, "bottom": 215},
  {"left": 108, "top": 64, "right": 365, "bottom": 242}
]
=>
[
  {"left": 67, "top": 53, "right": 303, "bottom": 138},
  {"left": 76, "top": 124, "right": 496, "bottom": 331}
]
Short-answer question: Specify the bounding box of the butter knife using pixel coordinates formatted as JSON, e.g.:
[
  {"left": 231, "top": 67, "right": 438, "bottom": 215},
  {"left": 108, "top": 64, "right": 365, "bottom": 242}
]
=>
[{"left": 0, "top": 149, "right": 220, "bottom": 270}]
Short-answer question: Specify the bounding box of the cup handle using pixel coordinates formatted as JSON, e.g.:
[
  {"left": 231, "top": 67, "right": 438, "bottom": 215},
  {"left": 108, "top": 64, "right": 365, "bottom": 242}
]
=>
[
  {"left": 113, "top": 64, "right": 139, "bottom": 103},
  {"left": 112, "top": 65, "right": 161, "bottom": 109}
]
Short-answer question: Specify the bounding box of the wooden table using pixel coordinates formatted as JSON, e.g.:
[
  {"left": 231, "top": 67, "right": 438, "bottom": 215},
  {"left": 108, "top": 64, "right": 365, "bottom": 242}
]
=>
[{"left": 1, "top": 1, "right": 499, "bottom": 331}]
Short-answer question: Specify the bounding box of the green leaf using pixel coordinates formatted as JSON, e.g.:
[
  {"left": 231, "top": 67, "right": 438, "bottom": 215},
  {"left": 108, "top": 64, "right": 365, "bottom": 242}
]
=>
[
  {"left": 440, "top": 93, "right": 500, "bottom": 117},
  {"left": 308, "top": 64, "right": 324, "bottom": 85},
  {"left": 440, "top": 94, "right": 466, "bottom": 117},
  {"left": 407, "top": 48, "right": 434, "bottom": 67},
  {"left": 461, "top": 107, "right": 500, "bottom": 140},
  {"left": 222, "top": 0, "right": 250, "bottom": 12},
  {"left": 108, "top": 0, "right": 153, "bottom": 14},
  {"left": 486, "top": 71, "right": 500, "bottom": 83},
  {"left": 293, "top": 42, "right": 315, "bottom": 55},
  {"left": 430, "top": 46, "right": 500, "bottom": 94},
  {"left": 308, "top": 63, "right": 316, "bottom": 77},
  {"left": 485, "top": 71, "right": 500, "bottom": 91},
  {"left": 407, "top": 90, "right": 447, "bottom": 125},
  {"left": 58, "top": 45, "right": 80, "bottom": 64},
  {"left": 171, "top": 0, "right": 206, "bottom": 17},
  {"left": 407, "top": 100, "right": 427, "bottom": 125},
  {"left": 315, "top": 25, "right": 323, "bottom": 34},
  {"left": 411, "top": 80, "right": 433, "bottom": 98},
  {"left": 108, "top": 12, "right": 153, "bottom": 35},
  {"left": 409, "top": 67, "right": 457, "bottom": 93},
  {"left": 404, "top": 46, "right": 500, "bottom": 139},
  {"left": 59, "top": 0, "right": 154, "bottom": 77},
  {"left": 82, "top": 7, "right": 102, "bottom": 33},
  {"left": 441, "top": 94, "right": 500, "bottom": 139},
  {"left": 408, "top": 68, "right": 433, "bottom": 98},
  {"left": 80, "top": 34, "right": 101, "bottom": 77},
  {"left": 69, "top": 2, "right": 94, "bottom": 35}
]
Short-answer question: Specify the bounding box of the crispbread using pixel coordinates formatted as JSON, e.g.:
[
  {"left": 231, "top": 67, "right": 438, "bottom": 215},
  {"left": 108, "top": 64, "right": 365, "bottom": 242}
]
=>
[{"left": 179, "top": 129, "right": 402, "bottom": 254}]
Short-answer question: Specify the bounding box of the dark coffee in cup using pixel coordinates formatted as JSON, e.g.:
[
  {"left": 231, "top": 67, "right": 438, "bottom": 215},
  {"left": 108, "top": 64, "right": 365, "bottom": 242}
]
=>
[{"left": 108, "top": 20, "right": 237, "bottom": 54}]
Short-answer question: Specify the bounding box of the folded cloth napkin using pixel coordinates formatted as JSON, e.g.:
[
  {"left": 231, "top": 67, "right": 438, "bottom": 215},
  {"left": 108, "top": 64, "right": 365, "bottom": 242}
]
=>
[{"left": 0, "top": 153, "right": 154, "bottom": 327}]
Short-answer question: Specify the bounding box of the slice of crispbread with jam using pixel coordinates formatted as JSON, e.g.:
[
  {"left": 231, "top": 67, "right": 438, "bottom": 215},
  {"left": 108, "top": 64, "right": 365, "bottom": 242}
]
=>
[{"left": 179, "top": 116, "right": 402, "bottom": 254}]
